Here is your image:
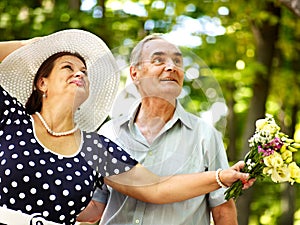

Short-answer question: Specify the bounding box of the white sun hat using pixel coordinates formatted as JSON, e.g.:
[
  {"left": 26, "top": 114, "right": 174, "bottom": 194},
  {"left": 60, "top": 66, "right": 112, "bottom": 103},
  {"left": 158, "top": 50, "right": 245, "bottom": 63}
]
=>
[{"left": 0, "top": 29, "right": 120, "bottom": 132}]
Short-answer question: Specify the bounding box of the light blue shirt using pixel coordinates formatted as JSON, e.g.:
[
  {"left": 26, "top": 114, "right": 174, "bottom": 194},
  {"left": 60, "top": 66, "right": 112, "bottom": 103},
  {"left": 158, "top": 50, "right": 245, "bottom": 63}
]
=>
[{"left": 95, "top": 100, "right": 229, "bottom": 225}]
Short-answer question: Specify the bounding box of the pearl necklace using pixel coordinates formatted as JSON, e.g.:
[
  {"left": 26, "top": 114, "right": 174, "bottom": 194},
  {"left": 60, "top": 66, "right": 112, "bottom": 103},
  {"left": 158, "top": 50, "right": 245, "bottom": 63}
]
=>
[{"left": 35, "top": 112, "right": 79, "bottom": 137}]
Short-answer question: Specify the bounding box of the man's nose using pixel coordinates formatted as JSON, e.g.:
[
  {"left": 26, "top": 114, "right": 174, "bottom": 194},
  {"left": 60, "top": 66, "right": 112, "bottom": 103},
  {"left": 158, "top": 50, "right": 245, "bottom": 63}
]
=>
[{"left": 165, "top": 60, "right": 176, "bottom": 71}]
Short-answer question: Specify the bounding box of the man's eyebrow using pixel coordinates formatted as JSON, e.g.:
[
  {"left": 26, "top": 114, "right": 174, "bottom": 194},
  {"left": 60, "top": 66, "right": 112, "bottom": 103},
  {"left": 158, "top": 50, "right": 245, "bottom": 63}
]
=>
[{"left": 151, "top": 51, "right": 182, "bottom": 57}]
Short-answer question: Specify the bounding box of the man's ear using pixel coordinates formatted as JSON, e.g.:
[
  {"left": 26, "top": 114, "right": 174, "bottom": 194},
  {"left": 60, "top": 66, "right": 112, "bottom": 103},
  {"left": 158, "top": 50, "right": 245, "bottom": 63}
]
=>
[{"left": 130, "top": 65, "right": 138, "bottom": 81}]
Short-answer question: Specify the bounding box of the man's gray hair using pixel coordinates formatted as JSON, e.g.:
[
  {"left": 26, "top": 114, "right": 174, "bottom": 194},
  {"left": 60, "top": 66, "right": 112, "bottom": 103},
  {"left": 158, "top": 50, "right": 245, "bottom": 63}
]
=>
[{"left": 130, "top": 33, "right": 166, "bottom": 66}]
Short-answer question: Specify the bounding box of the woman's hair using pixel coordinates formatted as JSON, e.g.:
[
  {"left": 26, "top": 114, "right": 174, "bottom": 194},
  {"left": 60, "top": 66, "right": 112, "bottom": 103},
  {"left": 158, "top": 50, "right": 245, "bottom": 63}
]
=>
[
  {"left": 130, "top": 33, "right": 165, "bottom": 66},
  {"left": 25, "top": 52, "right": 86, "bottom": 114}
]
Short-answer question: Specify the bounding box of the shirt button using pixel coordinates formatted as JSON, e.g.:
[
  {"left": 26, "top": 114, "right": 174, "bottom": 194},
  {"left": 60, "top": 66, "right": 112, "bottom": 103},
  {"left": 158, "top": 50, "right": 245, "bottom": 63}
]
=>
[
  {"left": 148, "top": 151, "right": 152, "bottom": 156},
  {"left": 135, "top": 219, "right": 140, "bottom": 224}
]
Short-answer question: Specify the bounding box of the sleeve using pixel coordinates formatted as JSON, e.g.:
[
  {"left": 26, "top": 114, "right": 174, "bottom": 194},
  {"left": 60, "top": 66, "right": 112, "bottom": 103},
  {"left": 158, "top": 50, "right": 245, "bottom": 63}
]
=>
[
  {"left": 92, "top": 186, "right": 109, "bottom": 203},
  {"left": 203, "top": 125, "right": 230, "bottom": 208},
  {"left": 99, "top": 134, "right": 138, "bottom": 177},
  {"left": 82, "top": 132, "right": 138, "bottom": 181},
  {"left": 0, "top": 85, "right": 24, "bottom": 128}
]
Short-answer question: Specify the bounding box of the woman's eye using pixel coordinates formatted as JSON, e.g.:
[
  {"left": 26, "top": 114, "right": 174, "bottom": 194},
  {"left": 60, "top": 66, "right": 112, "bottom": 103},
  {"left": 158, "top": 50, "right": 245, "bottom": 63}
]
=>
[
  {"left": 63, "top": 65, "right": 73, "bottom": 70},
  {"left": 82, "top": 70, "right": 88, "bottom": 76}
]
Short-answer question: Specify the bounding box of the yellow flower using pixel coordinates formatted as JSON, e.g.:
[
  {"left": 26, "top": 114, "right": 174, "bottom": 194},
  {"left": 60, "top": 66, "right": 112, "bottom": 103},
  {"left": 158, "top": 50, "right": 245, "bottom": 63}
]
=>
[
  {"left": 288, "top": 162, "right": 300, "bottom": 183},
  {"left": 281, "top": 150, "right": 293, "bottom": 163},
  {"left": 270, "top": 166, "right": 290, "bottom": 183},
  {"left": 256, "top": 119, "right": 268, "bottom": 130},
  {"left": 263, "top": 152, "right": 284, "bottom": 168}
]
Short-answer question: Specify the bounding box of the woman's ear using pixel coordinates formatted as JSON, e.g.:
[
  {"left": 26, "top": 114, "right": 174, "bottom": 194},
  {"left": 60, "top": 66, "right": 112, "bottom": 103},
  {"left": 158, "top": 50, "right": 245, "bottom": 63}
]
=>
[{"left": 37, "top": 77, "right": 47, "bottom": 93}]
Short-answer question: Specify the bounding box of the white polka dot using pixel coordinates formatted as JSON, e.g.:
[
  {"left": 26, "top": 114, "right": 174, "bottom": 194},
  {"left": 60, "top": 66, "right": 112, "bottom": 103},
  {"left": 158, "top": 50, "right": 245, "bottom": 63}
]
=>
[
  {"left": 34, "top": 149, "right": 40, "bottom": 154},
  {"left": 30, "top": 188, "right": 37, "bottom": 194},
  {"left": 93, "top": 155, "right": 98, "bottom": 160},
  {"left": 11, "top": 181, "right": 17, "bottom": 187},
  {"left": 1, "top": 159, "right": 6, "bottom": 165},
  {"left": 63, "top": 190, "right": 69, "bottom": 196},
  {"left": 70, "top": 210, "right": 76, "bottom": 215},
  {"left": 74, "top": 158, "right": 79, "bottom": 163},
  {"left": 5, "top": 169, "right": 11, "bottom": 176},
  {"left": 55, "top": 205, "right": 61, "bottom": 211},
  {"left": 112, "top": 158, "right": 117, "bottom": 164},
  {"left": 37, "top": 200, "right": 43, "bottom": 206},
  {"left": 66, "top": 175, "right": 72, "bottom": 181},
  {"left": 26, "top": 205, "right": 32, "bottom": 212},
  {"left": 43, "top": 183, "right": 49, "bottom": 190},
  {"left": 47, "top": 169, "right": 53, "bottom": 175},
  {"left": 104, "top": 151, "right": 108, "bottom": 156},
  {"left": 84, "top": 180, "right": 90, "bottom": 186},
  {"left": 81, "top": 196, "right": 87, "bottom": 202},
  {"left": 49, "top": 157, "right": 55, "bottom": 163},
  {"left": 29, "top": 161, "right": 35, "bottom": 167},
  {"left": 8, "top": 145, "right": 14, "bottom": 150},
  {"left": 55, "top": 179, "right": 62, "bottom": 185},
  {"left": 35, "top": 172, "right": 42, "bottom": 178},
  {"left": 57, "top": 166, "right": 63, "bottom": 172},
  {"left": 6, "top": 135, "right": 12, "bottom": 140},
  {"left": 10, "top": 198, "right": 15, "bottom": 204},
  {"left": 68, "top": 201, "right": 74, "bottom": 206},
  {"left": 125, "top": 166, "right": 131, "bottom": 171},
  {"left": 19, "top": 141, "right": 26, "bottom": 146},
  {"left": 66, "top": 163, "right": 72, "bottom": 168},
  {"left": 27, "top": 128, "right": 33, "bottom": 134},
  {"left": 19, "top": 193, "right": 25, "bottom": 199},
  {"left": 11, "top": 154, "right": 18, "bottom": 159},
  {"left": 16, "top": 131, "right": 22, "bottom": 136},
  {"left": 108, "top": 147, "right": 114, "bottom": 152},
  {"left": 23, "top": 151, "right": 30, "bottom": 156},
  {"left": 3, "top": 187, "right": 8, "bottom": 193},
  {"left": 59, "top": 215, "right": 65, "bottom": 221},
  {"left": 87, "top": 147, "right": 92, "bottom": 152},
  {"left": 23, "top": 176, "right": 30, "bottom": 182},
  {"left": 16, "top": 164, "right": 23, "bottom": 170},
  {"left": 75, "top": 185, "right": 81, "bottom": 191},
  {"left": 49, "top": 195, "right": 56, "bottom": 201},
  {"left": 43, "top": 211, "right": 49, "bottom": 217},
  {"left": 40, "top": 159, "right": 46, "bottom": 165},
  {"left": 75, "top": 171, "right": 81, "bottom": 176},
  {"left": 114, "top": 169, "right": 120, "bottom": 174},
  {"left": 82, "top": 166, "right": 87, "bottom": 171},
  {"left": 121, "top": 155, "right": 128, "bottom": 161}
]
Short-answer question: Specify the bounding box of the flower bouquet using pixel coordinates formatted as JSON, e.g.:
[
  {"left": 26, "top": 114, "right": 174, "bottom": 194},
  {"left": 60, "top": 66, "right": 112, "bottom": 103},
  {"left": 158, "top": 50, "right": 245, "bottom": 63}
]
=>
[{"left": 225, "top": 114, "right": 300, "bottom": 201}]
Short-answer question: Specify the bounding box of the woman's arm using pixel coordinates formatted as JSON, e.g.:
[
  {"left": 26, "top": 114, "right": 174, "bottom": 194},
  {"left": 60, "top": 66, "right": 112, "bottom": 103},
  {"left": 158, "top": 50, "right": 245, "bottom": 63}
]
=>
[
  {"left": 104, "top": 161, "right": 252, "bottom": 204},
  {"left": 0, "top": 38, "right": 40, "bottom": 61}
]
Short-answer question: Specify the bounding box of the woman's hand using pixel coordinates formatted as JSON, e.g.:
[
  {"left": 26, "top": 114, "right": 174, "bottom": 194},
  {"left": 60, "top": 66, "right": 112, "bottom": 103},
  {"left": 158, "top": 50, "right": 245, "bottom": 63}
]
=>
[{"left": 219, "top": 161, "right": 256, "bottom": 189}]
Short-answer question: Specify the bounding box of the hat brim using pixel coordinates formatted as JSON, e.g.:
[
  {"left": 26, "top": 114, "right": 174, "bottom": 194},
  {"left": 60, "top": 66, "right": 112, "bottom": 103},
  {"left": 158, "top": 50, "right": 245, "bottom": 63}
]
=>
[{"left": 0, "top": 29, "right": 119, "bottom": 132}]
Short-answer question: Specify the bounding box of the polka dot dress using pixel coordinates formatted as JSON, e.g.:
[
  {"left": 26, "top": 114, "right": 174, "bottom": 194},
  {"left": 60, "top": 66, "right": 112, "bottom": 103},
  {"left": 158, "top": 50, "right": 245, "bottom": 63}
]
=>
[{"left": 0, "top": 85, "right": 138, "bottom": 224}]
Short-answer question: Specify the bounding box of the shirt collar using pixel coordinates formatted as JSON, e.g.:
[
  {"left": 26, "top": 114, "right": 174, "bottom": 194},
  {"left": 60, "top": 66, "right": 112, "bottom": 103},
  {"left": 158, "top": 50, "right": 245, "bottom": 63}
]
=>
[{"left": 126, "top": 99, "right": 193, "bottom": 131}]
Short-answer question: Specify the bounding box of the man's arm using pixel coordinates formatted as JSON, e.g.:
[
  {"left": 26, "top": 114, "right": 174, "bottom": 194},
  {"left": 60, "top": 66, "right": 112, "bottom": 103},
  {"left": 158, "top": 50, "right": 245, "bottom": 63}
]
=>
[{"left": 211, "top": 199, "right": 238, "bottom": 225}]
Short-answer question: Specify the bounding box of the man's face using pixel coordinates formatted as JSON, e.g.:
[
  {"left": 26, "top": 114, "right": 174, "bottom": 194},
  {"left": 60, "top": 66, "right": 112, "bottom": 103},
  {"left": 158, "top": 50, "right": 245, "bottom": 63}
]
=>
[{"left": 132, "top": 39, "right": 185, "bottom": 102}]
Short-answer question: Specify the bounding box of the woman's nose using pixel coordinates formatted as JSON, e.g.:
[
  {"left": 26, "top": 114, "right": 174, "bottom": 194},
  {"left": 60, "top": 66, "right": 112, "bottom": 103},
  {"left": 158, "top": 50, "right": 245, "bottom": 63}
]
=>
[{"left": 74, "top": 71, "right": 84, "bottom": 77}]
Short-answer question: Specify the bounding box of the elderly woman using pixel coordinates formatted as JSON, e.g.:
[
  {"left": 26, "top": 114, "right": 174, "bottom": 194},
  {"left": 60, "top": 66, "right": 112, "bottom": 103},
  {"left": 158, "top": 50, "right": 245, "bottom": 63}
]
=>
[{"left": 0, "top": 29, "right": 253, "bottom": 225}]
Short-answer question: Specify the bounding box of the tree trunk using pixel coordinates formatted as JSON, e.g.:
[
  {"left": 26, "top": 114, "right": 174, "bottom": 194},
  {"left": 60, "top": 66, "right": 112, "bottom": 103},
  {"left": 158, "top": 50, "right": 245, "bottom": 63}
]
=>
[{"left": 237, "top": 2, "right": 281, "bottom": 225}]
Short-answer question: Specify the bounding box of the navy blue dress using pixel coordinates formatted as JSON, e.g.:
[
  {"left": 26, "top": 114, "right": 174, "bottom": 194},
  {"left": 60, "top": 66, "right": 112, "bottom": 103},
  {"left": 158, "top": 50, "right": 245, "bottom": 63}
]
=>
[{"left": 0, "top": 85, "right": 138, "bottom": 224}]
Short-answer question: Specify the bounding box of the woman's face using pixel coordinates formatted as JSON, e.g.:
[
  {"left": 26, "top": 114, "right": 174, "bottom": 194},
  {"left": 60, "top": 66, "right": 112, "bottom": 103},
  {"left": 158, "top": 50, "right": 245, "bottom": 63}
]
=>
[{"left": 40, "top": 55, "right": 89, "bottom": 108}]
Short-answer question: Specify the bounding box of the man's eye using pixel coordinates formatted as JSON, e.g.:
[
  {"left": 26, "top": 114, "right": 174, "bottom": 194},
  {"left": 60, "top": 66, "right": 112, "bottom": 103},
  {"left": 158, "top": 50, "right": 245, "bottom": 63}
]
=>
[{"left": 153, "top": 58, "right": 164, "bottom": 64}]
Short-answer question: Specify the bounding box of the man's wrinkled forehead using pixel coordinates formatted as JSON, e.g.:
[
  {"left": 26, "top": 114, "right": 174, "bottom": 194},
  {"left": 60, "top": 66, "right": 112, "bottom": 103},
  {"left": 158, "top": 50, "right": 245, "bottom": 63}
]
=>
[{"left": 142, "top": 39, "right": 182, "bottom": 58}]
